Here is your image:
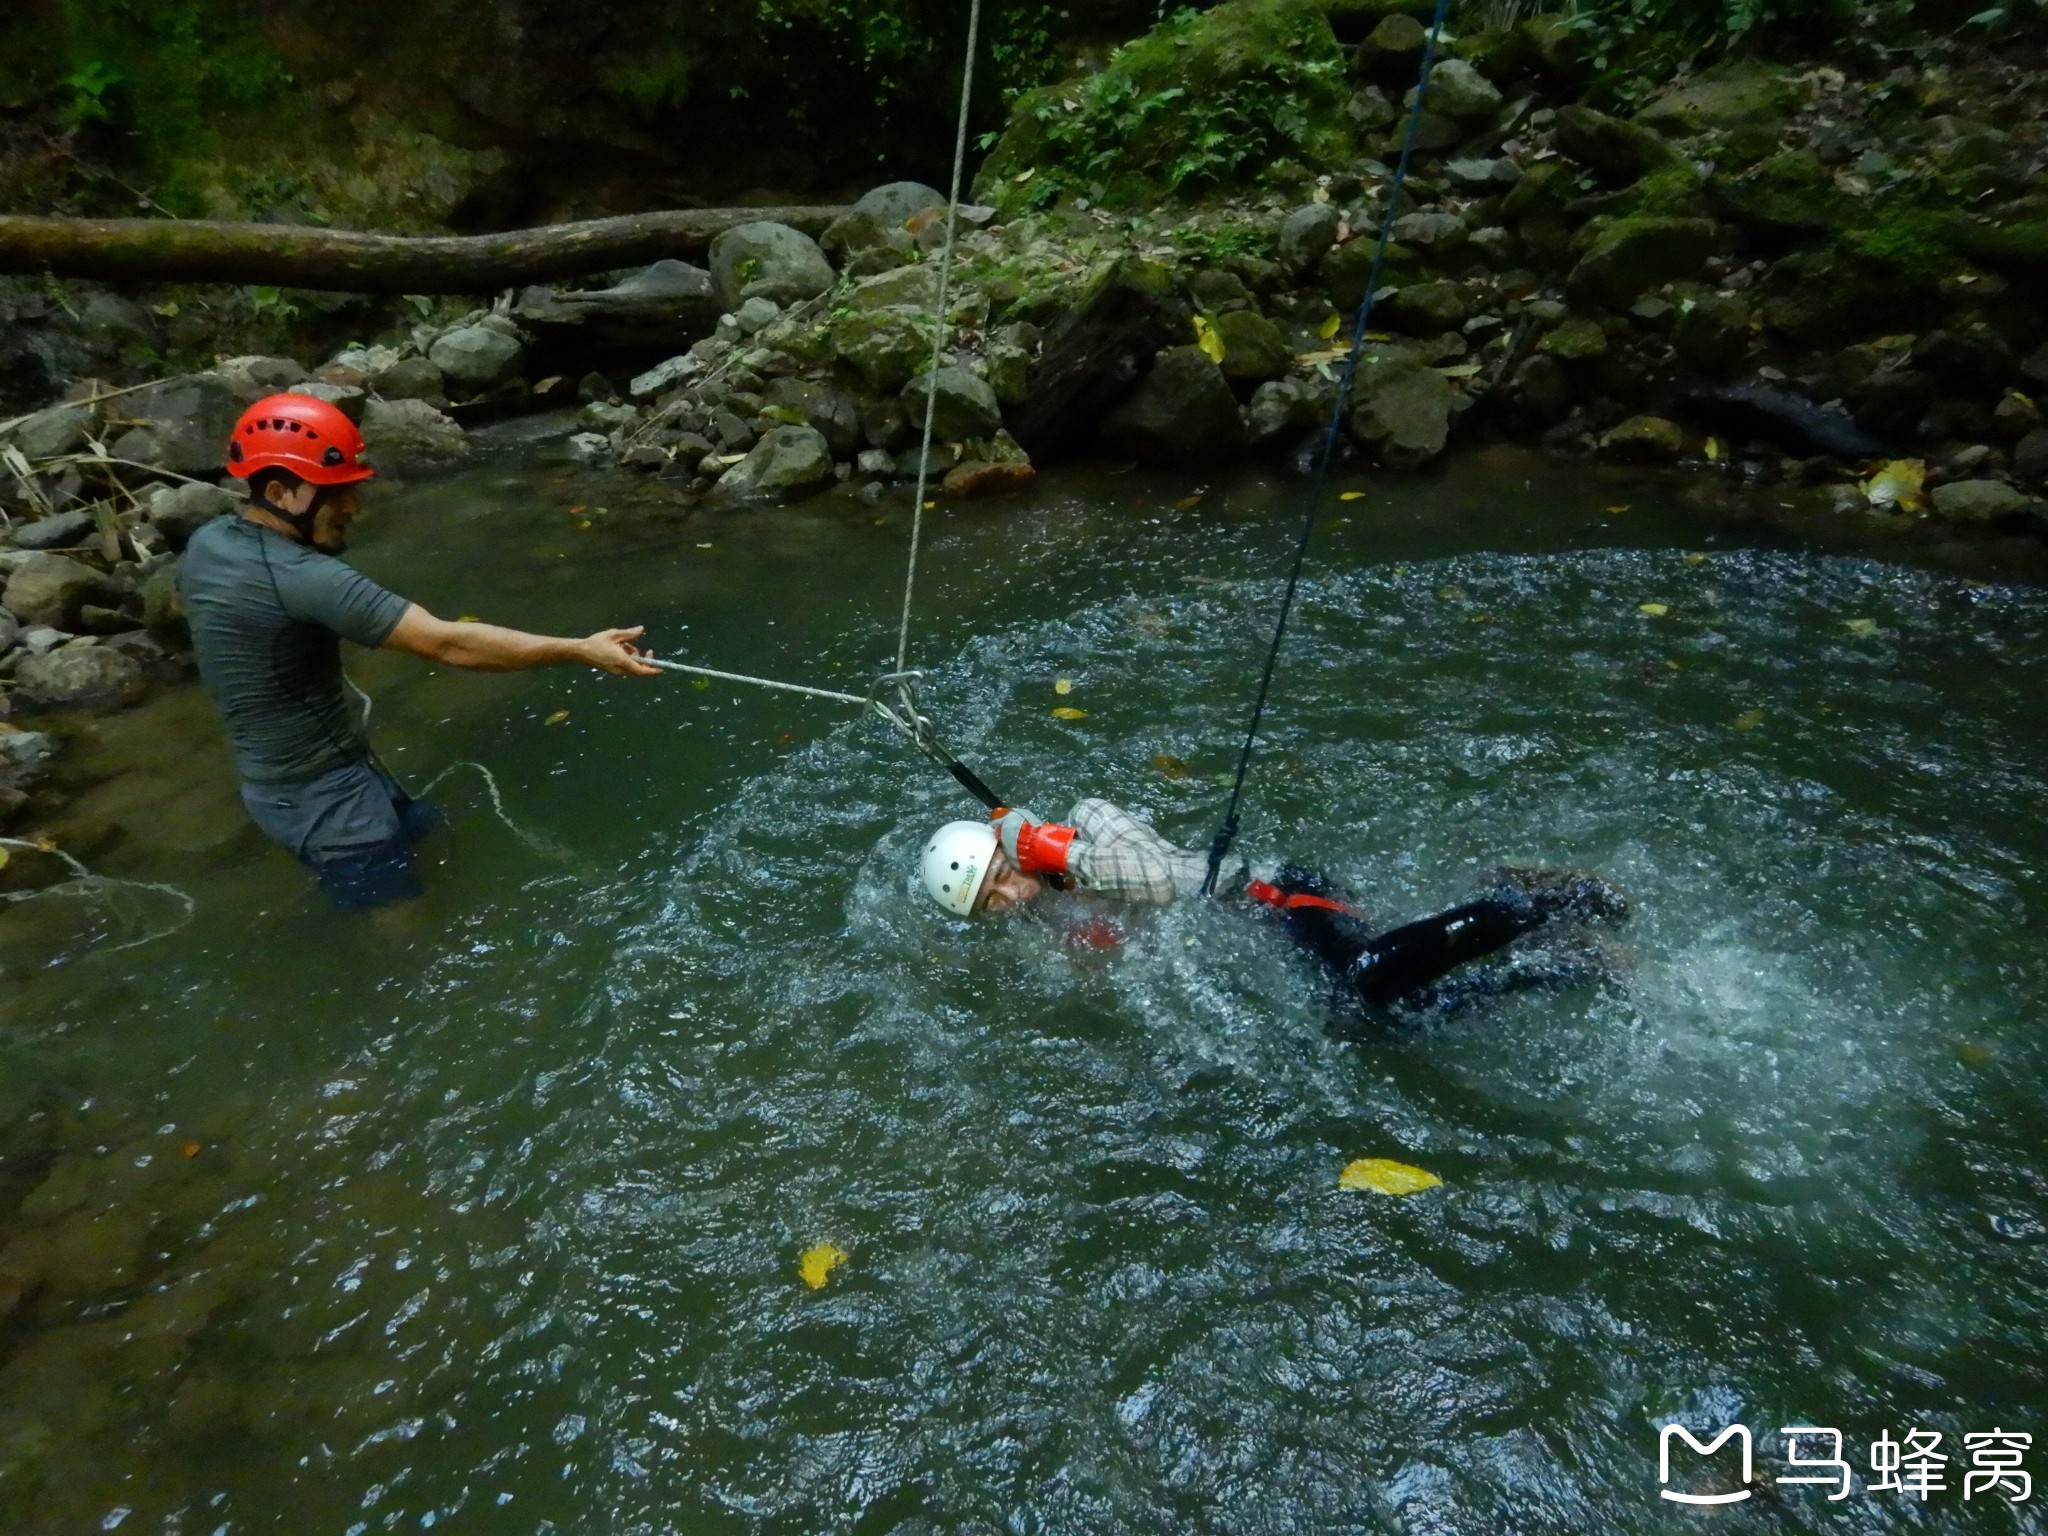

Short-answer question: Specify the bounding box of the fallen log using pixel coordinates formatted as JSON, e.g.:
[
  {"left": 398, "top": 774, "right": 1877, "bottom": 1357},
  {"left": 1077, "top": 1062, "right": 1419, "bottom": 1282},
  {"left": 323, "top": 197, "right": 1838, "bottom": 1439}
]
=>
[{"left": 0, "top": 206, "right": 847, "bottom": 294}]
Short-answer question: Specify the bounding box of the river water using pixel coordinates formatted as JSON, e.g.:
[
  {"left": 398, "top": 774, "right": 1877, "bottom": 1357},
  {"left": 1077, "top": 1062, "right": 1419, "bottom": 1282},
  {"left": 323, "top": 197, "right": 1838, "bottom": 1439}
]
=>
[{"left": 2, "top": 430, "right": 2045, "bottom": 1534}]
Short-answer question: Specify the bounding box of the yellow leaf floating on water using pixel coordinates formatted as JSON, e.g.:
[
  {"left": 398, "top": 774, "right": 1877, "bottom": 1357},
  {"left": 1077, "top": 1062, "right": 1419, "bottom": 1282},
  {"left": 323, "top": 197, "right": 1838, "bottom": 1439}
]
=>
[
  {"left": 1704, "top": 437, "right": 1722, "bottom": 461},
  {"left": 799, "top": 1242, "right": 847, "bottom": 1289},
  {"left": 1861, "top": 457, "right": 1927, "bottom": 514},
  {"left": 1684, "top": 552, "right": 1708, "bottom": 565},
  {"left": 1606, "top": 504, "right": 1630, "bottom": 515},
  {"left": 0, "top": 847, "right": 8, "bottom": 871},
  {"left": 1054, "top": 678, "right": 1074, "bottom": 695},
  {"left": 1051, "top": 706, "right": 1088, "bottom": 721},
  {"left": 1957, "top": 1040, "right": 1995, "bottom": 1066},
  {"left": 1176, "top": 493, "right": 1205, "bottom": 510},
  {"left": 1732, "top": 708, "right": 1766, "bottom": 732},
  {"left": 1339, "top": 1158, "right": 1443, "bottom": 1196},
  {"left": 1317, "top": 311, "right": 1343, "bottom": 340},
  {"left": 544, "top": 709, "right": 571, "bottom": 726},
  {"left": 1844, "top": 617, "right": 1880, "bottom": 636},
  {"left": 1638, "top": 602, "right": 1670, "bottom": 617},
  {"left": 1152, "top": 752, "right": 1194, "bottom": 780},
  {"left": 1192, "top": 313, "right": 1226, "bottom": 365},
  {"left": 1339, "top": 490, "right": 1366, "bottom": 501}
]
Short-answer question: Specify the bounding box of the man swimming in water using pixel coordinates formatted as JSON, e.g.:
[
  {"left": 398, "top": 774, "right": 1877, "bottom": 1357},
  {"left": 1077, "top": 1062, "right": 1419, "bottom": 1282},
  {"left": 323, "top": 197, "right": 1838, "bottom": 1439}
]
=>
[{"left": 918, "top": 800, "right": 1629, "bottom": 1017}]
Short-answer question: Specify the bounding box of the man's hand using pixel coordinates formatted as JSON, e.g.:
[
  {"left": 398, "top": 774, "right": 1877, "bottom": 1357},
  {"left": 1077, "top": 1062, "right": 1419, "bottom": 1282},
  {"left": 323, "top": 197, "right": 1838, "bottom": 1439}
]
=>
[{"left": 578, "top": 626, "right": 662, "bottom": 677}]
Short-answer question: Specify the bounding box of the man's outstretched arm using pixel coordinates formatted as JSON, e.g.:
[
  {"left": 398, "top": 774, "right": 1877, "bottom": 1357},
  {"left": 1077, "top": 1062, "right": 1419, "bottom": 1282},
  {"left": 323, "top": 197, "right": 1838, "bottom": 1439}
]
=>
[{"left": 382, "top": 605, "right": 661, "bottom": 676}]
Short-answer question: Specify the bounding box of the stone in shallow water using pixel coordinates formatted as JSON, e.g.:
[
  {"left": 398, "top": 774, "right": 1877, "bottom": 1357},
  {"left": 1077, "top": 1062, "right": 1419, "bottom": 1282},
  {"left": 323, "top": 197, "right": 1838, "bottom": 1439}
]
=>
[
  {"left": 14, "top": 644, "right": 148, "bottom": 711},
  {"left": 1929, "top": 478, "right": 2027, "bottom": 522},
  {"left": 712, "top": 426, "right": 835, "bottom": 499}
]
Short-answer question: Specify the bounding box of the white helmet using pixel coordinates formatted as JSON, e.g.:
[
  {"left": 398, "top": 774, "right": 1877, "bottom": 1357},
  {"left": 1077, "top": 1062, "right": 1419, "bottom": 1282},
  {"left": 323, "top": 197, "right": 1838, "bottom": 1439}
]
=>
[{"left": 920, "top": 820, "right": 998, "bottom": 916}]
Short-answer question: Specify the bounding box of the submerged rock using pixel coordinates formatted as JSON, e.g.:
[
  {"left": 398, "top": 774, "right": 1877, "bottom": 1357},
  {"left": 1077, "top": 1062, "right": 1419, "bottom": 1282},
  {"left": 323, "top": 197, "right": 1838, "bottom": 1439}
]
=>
[
  {"left": 1930, "top": 478, "right": 2028, "bottom": 522},
  {"left": 1102, "top": 345, "right": 1246, "bottom": 463},
  {"left": 15, "top": 643, "right": 148, "bottom": 711}
]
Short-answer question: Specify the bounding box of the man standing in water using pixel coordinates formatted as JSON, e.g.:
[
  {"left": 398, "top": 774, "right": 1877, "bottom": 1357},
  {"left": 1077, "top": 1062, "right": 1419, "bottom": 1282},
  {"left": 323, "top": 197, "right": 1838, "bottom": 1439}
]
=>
[
  {"left": 179, "top": 393, "right": 660, "bottom": 908},
  {"left": 918, "top": 801, "right": 1629, "bottom": 1016}
]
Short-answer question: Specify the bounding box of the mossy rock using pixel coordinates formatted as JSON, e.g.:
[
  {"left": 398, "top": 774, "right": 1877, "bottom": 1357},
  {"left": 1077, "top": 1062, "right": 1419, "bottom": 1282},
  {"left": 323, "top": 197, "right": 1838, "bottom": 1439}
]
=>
[
  {"left": 1211, "top": 309, "right": 1294, "bottom": 383},
  {"left": 1708, "top": 150, "right": 1850, "bottom": 237},
  {"left": 1672, "top": 292, "right": 1753, "bottom": 375},
  {"left": 974, "top": 0, "right": 1354, "bottom": 214},
  {"left": 1623, "top": 164, "right": 1711, "bottom": 220},
  {"left": 1566, "top": 217, "right": 1719, "bottom": 309},
  {"left": 1320, "top": 237, "right": 1419, "bottom": 310},
  {"left": 1379, "top": 279, "right": 1474, "bottom": 335},
  {"left": 1552, "top": 105, "right": 1681, "bottom": 186},
  {"left": 1635, "top": 62, "right": 1811, "bottom": 138},
  {"left": 1760, "top": 247, "right": 1936, "bottom": 349}
]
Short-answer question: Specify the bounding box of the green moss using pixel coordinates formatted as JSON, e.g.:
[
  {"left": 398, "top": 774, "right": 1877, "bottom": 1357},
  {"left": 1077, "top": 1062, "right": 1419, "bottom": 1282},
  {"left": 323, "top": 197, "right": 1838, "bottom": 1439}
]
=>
[
  {"left": 1841, "top": 208, "right": 1962, "bottom": 288},
  {"left": 973, "top": 0, "right": 1354, "bottom": 215},
  {"left": 1625, "top": 164, "right": 1707, "bottom": 216}
]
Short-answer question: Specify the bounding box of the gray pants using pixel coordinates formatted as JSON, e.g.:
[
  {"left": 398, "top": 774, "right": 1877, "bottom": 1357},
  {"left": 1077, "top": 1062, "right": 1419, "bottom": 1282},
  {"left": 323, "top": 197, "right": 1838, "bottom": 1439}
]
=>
[{"left": 241, "top": 759, "right": 437, "bottom": 908}]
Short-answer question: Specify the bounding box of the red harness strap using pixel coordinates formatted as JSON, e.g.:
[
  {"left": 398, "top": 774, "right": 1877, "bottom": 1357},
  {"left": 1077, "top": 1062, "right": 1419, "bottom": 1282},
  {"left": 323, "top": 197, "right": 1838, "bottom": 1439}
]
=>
[{"left": 1244, "top": 879, "right": 1364, "bottom": 919}]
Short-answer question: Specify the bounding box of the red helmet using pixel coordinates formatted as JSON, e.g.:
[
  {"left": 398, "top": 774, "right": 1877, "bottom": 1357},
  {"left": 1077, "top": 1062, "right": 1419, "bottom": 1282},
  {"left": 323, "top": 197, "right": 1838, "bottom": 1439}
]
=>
[{"left": 225, "top": 393, "right": 374, "bottom": 485}]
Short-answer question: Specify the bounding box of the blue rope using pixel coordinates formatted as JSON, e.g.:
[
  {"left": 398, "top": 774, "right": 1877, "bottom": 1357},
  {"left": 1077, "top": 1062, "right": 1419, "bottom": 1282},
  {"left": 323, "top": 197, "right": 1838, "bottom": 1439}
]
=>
[{"left": 1199, "top": 0, "right": 1457, "bottom": 895}]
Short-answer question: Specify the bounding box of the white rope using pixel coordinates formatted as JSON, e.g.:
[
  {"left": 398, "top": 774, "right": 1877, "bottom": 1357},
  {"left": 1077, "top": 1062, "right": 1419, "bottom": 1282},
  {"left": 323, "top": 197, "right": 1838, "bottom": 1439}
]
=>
[
  {"left": 641, "top": 655, "right": 869, "bottom": 705},
  {"left": 414, "top": 761, "right": 571, "bottom": 861},
  {"left": 895, "top": 0, "right": 986, "bottom": 675},
  {"left": 0, "top": 836, "right": 197, "bottom": 956}
]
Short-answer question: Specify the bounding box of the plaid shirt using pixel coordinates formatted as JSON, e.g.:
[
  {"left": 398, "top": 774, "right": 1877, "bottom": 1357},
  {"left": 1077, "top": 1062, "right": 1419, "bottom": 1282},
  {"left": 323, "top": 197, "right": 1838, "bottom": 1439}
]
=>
[{"left": 1063, "top": 798, "right": 1250, "bottom": 906}]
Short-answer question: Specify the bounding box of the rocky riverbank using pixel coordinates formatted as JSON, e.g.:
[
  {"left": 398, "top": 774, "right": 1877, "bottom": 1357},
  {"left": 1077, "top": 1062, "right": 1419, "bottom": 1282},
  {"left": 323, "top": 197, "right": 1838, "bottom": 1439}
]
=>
[{"left": 5, "top": 0, "right": 2048, "bottom": 840}]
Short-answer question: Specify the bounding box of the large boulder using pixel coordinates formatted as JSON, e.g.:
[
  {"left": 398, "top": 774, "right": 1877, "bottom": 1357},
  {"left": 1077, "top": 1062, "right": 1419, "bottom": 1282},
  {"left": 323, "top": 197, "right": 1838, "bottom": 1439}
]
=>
[
  {"left": 428, "top": 324, "right": 525, "bottom": 389},
  {"left": 1929, "top": 479, "right": 2028, "bottom": 522},
  {"left": 146, "top": 482, "right": 239, "bottom": 551},
  {"left": 1636, "top": 61, "right": 1808, "bottom": 136},
  {"left": 763, "top": 379, "right": 862, "bottom": 457},
  {"left": 829, "top": 309, "right": 931, "bottom": 393},
  {"left": 1, "top": 401, "right": 94, "bottom": 461},
  {"left": 108, "top": 373, "right": 244, "bottom": 476},
  {"left": 1278, "top": 203, "right": 1343, "bottom": 272},
  {"left": 1566, "top": 217, "right": 1718, "bottom": 308},
  {"left": 513, "top": 260, "right": 720, "bottom": 370},
  {"left": 370, "top": 355, "right": 447, "bottom": 403},
  {"left": 710, "top": 222, "right": 836, "bottom": 310},
  {"left": 359, "top": 398, "right": 469, "bottom": 468},
  {"left": 1101, "top": 346, "right": 1246, "bottom": 464},
  {"left": 851, "top": 181, "right": 946, "bottom": 230},
  {"left": 1410, "top": 58, "right": 1501, "bottom": 122},
  {"left": 1354, "top": 13, "right": 1427, "bottom": 84},
  {"left": 1211, "top": 310, "right": 1293, "bottom": 383},
  {"left": 900, "top": 366, "right": 1003, "bottom": 443},
  {"left": 711, "top": 426, "right": 836, "bottom": 500},
  {"left": 1552, "top": 104, "right": 1680, "bottom": 185},
  {"left": 3, "top": 553, "right": 118, "bottom": 630},
  {"left": 1349, "top": 350, "right": 1456, "bottom": 465},
  {"left": 14, "top": 643, "right": 147, "bottom": 711},
  {"left": 1379, "top": 279, "right": 1474, "bottom": 334}
]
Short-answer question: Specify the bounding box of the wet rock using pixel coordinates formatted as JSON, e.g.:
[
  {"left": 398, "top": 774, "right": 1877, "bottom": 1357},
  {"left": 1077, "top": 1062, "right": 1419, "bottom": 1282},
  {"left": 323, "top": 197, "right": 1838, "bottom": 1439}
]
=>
[
  {"left": 843, "top": 264, "right": 943, "bottom": 312},
  {"left": 1929, "top": 478, "right": 2027, "bottom": 522},
  {"left": 15, "top": 643, "right": 147, "bottom": 710},
  {"left": 214, "top": 355, "right": 310, "bottom": 399},
  {"left": 1381, "top": 280, "right": 1474, "bottom": 335},
  {"left": 1911, "top": 328, "right": 2012, "bottom": 391},
  {"left": 0, "top": 725, "right": 56, "bottom": 792},
  {"left": 8, "top": 510, "right": 95, "bottom": 552},
  {"left": 710, "top": 221, "right": 836, "bottom": 310},
  {"left": 1, "top": 401, "right": 93, "bottom": 461},
  {"left": 1993, "top": 392, "right": 2041, "bottom": 440},
  {"left": 110, "top": 373, "right": 244, "bottom": 476},
  {"left": 1246, "top": 376, "right": 1332, "bottom": 445},
  {"left": 1537, "top": 316, "right": 1608, "bottom": 361},
  {"left": 3, "top": 553, "right": 119, "bottom": 630},
  {"left": 942, "top": 432, "right": 1036, "bottom": 497},
  {"left": 2012, "top": 428, "right": 2048, "bottom": 482},
  {"left": 1600, "top": 414, "right": 1685, "bottom": 460},
  {"left": 1321, "top": 236, "right": 1416, "bottom": 309},
  {"left": 764, "top": 378, "right": 862, "bottom": 457},
  {"left": 1636, "top": 61, "right": 1807, "bottom": 136},
  {"left": 1672, "top": 292, "right": 1751, "bottom": 375},
  {"left": 1678, "top": 383, "right": 1882, "bottom": 458},
  {"left": 1211, "top": 310, "right": 1293, "bottom": 383},
  {"left": 1102, "top": 346, "right": 1246, "bottom": 464},
  {"left": 712, "top": 425, "right": 835, "bottom": 499},
  {"left": 831, "top": 308, "right": 930, "bottom": 393},
  {"left": 1411, "top": 58, "right": 1501, "bottom": 122},
  {"left": 21, "top": 626, "right": 69, "bottom": 655},
  {"left": 821, "top": 209, "right": 911, "bottom": 267},
  {"left": 140, "top": 563, "right": 185, "bottom": 641},
  {"left": 1553, "top": 104, "right": 1680, "bottom": 184},
  {"left": 900, "top": 366, "right": 1003, "bottom": 443},
  {"left": 1279, "top": 203, "right": 1343, "bottom": 272},
  {"left": 856, "top": 448, "right": 895, "bottom": 477},
  {"left": 566, "top": 431, "right": 611, "bottom": 467},
  {"left": 1351, "top": 354, "right": 1456, "bottom": 466},
  {"left": 292, "top": 380, "right": 367, "bottom": 423},
  {"left": 370, "top": 355, "right": 447, "bottom": 403},
  {"left": 1390, "top": 210, "right": 1468, "bottom": 255},
  {"left": 0, "top": 606, "right": 17, "bottom": 655},
  {"left": 985, "top": 337, "right": 1032, "bottom": 405},
  {"left": 359, "top": 398, "right": 468, "bottom": 468},
  {"left": 579, "top": 400, "right": 639, "bottom": 435},
  {"left": 146, "top": 482, "right": 238, "bottom": 551},
  {"left": 1567, "top": 217, "right": 1717, "bottom": 308},
  {"left": 1354, "top": 14, "right": 1427, "bottom": 83},
  {"left": 1709, "top": 150, "right": 1840, "bottom": 237},
  {"left": 428, "top": 324, "right": 524, "bottom": 389},
  {"left": 628, "top": 354, "right": 699, "bottom": 400}
]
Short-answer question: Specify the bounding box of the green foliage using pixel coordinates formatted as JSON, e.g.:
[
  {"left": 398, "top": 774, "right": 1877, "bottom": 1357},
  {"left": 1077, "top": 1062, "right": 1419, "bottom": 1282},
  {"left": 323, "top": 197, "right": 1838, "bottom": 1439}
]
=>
[
  {"left": 1840, "top": 206, "right": 1956, "bottom": 288},
  {"left": 975, "top": 0, "right": 1353, "bottom": 213},
  {"left": 1561, "top": 0, "right": 1854, "bottom": 96}
]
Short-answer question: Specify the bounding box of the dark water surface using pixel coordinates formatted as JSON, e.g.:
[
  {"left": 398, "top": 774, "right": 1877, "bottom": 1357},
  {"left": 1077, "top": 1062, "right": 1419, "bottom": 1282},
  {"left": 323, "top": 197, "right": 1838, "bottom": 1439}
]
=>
[{"left": 2, "top": 434, "right": 2045, "bottom": 1534}]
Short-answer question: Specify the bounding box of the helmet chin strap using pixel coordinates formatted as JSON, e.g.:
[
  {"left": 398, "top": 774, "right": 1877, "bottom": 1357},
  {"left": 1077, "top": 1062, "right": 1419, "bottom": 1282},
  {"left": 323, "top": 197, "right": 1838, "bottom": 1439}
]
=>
[{"left": 256, "top": 489, "right": 327, "bottom": 547}]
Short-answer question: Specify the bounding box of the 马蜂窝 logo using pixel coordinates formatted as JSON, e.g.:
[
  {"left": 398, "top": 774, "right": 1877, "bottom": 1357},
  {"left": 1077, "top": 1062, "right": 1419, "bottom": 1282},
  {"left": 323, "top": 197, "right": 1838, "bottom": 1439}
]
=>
[{"left": 1659, "top": 1423, "right": 1754, "bottom": 1505}]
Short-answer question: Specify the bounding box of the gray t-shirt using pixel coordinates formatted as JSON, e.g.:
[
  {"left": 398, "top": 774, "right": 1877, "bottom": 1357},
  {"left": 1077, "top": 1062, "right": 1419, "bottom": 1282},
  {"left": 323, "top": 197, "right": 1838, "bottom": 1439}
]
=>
[{"left": 179, "top": 515, "right": 410, "bottom": 785}]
